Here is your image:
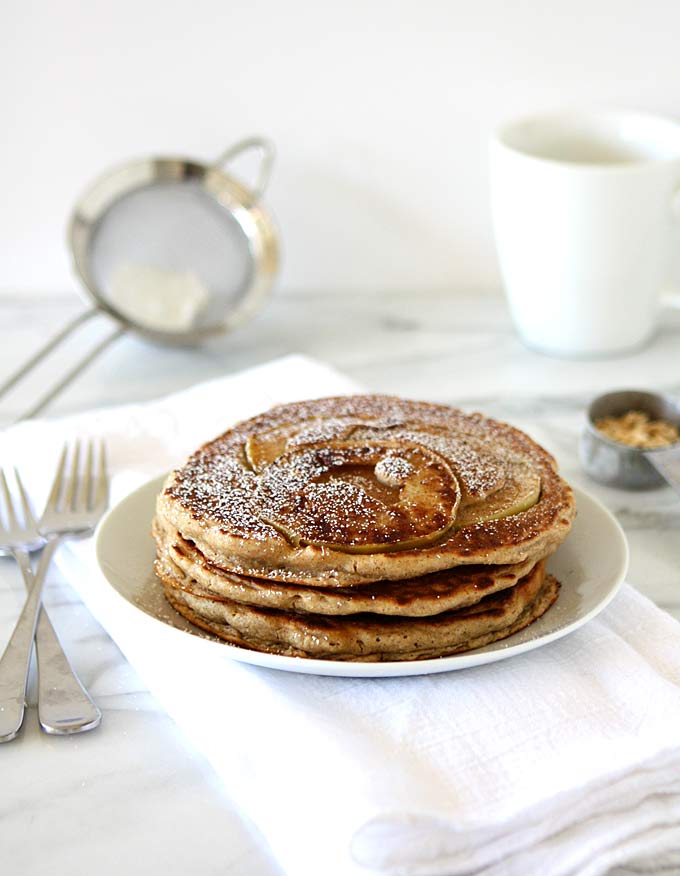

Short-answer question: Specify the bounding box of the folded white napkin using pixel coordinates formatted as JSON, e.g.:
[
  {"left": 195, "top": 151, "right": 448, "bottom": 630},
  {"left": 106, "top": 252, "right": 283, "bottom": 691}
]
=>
[{"left": 3, "top": 354, "right": 680, "bottom": 876}]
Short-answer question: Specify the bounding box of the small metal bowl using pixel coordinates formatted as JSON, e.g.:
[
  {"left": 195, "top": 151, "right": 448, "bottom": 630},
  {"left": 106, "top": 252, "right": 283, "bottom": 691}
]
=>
[{"left": 580, "top": 389, "right": 680, "bottom": 490}]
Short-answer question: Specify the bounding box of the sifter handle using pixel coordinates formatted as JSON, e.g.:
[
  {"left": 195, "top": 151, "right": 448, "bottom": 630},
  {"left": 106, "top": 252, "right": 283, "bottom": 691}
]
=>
[
  {"left": 214, "top": 136, "right": 275, "bottom": 204},
  {"left": 10, "top": 325, "right": 127, "bottom": 423},
  {"left": 0, "top": 307, "right": 100, "bottom": 403}
]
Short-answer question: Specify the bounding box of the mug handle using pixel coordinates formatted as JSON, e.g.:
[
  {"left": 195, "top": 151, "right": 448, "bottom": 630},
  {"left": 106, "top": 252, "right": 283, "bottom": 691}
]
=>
[
  {"left": 660, "top": 184, "right": 680, "bottom": 309},
  {"left": 214, "top": 137, "right": 275, "bottom": 204}
]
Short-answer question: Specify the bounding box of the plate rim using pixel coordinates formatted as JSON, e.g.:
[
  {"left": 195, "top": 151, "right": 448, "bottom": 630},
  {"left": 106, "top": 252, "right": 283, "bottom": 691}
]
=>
[{"left": 95, "top": 476, "right": 629, "bottom": 678}]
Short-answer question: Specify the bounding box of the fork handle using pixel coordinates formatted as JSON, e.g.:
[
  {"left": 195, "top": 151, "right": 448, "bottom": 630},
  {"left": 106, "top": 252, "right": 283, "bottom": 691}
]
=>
[
  {"left": 0, "top": 540, "right": 57, "bottom": 741},
  {"left": 13, "top": 550, "right": 102, "bottom": 735},
  {"left": 36, "top": 611, "right": 102, "bottom": 734}
]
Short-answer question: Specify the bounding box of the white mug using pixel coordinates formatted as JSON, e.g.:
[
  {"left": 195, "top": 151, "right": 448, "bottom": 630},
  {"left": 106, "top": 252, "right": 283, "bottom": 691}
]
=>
[{"left": 489, "top": 109, "right": 680, "bottom": 357}]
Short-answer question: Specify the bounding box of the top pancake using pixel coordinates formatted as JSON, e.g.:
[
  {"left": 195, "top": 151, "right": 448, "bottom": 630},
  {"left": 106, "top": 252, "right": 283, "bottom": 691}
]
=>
[{"left": 156, "top": 395, "right": 575, "bottom": 585}]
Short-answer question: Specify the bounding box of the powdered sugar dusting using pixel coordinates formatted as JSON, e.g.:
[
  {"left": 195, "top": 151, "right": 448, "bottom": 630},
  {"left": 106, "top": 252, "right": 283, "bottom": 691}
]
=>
[
  {"left": 168, "top": 451, "right": 274, "bottom": 540},
  {"left": 165, "top": 395, "right": 559, "bottom": 553},
  {"left": 374, "top": 453, "right": 414, "bottom": 486}
]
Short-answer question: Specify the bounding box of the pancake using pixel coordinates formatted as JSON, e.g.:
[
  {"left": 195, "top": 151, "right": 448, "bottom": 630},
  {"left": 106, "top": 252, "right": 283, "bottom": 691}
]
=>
[
  {"left": 153, "top": 515, "right": 540, "bottom": 616},
  {"left": 158, "top": 559, "right": 558, "bottom": 661},
  {"left": 156, "top": 395, "right": 575, "bottom": 586}
]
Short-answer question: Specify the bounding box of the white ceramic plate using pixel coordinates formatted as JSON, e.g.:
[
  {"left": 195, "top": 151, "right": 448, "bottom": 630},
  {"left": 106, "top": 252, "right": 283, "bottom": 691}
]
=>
[{"left": 95, "top": 477, "right": 629, "bottom": 678}]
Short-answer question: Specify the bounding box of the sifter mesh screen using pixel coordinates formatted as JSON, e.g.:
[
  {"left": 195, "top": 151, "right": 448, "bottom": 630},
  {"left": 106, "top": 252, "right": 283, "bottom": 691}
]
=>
[{"left": 87, "top": 181, "right": 253, "bottom": 334}]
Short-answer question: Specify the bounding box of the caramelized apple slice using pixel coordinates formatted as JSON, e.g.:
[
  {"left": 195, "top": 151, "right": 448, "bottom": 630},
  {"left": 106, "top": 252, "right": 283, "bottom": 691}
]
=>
[
  {"left": 245, "top": 419, "right": 362, "bottom": 471},
  {"left": 454, "top": 462, "right": 541, "bottom": 527},
  {"left": 245, "top": 425, "right": 299, "bottom": 471},
  {"left": 349, "top": 425, "right": 511, "bottom": 503},
  {"left": 255, "top": 441, "right": 460, "bottom": 553}
]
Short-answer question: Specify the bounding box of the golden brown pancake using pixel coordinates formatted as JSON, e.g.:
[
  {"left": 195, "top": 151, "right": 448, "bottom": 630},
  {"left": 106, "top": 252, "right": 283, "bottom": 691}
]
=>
[
  {"left": 155, "top": 395, "right": 575, "bottom": 586},
  {"left": 153, "top": 515, "right": 540, "bottom": 617},
  {"left": 158, "top": 559, "right": 558, "bottom": 661}
]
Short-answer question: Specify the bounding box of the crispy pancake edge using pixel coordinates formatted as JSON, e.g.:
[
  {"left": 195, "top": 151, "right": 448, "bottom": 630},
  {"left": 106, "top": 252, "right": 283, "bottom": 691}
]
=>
[
  {"left": 161, "top": 567, "right": 559, "bottom": 662},
  {"left": 153, "top": 516, "right": 544, "bottom": 616}
]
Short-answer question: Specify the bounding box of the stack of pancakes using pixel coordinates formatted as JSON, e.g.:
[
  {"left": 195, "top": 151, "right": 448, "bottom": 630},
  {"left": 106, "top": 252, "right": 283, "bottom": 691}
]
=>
[{"left": 153, "top": 396, "right": 576, "bottom": 662}]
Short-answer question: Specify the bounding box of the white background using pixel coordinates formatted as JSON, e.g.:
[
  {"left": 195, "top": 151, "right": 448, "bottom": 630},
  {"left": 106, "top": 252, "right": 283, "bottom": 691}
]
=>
[{"left": 3, "top": 0, "right": 680, "bottom": 296}]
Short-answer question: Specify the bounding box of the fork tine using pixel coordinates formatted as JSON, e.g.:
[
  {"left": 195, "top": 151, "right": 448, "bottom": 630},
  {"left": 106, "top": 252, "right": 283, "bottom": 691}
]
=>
[
  {"left": 93, "top": 440, "right": 109, "bottom": 511},
  {"left": 0, "top": 469, "right": 17, "bottom": 532},
  {"left": 79, "top": 440, "right": 94, "bottom": 511},
  {"left": 13, "top": 468, "right": 37, "bottom": 530},
  {"left": 43, "top": 444, "right": 68, "bottom": 515},
  {"left": 61, "top": 441, "right": 81, "bottom": 511}
]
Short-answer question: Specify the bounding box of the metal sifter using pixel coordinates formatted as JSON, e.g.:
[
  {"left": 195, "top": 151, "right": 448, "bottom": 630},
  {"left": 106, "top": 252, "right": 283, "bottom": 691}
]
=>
[{"left": 0, "top": 136, "right": 279, "bottom": 421}]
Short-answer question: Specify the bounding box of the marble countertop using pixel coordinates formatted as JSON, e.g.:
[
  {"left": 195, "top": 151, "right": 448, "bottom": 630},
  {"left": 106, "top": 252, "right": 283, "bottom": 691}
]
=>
[{"left": 1, "top": 289, "right": 678, "bottom": 875}]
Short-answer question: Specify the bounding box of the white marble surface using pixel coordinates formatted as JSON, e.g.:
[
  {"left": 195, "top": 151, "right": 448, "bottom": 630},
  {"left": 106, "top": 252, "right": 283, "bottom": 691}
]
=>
[{"left": 1, "top": 289, "right": 679, "bottom": 875}]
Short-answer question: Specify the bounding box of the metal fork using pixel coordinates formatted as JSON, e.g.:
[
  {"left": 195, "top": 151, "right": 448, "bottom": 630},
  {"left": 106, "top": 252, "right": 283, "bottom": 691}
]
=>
[
  {"left": 0, "top": 468, "right": 102, "bottom": 741},
  {"left": 0, "top": 441, "right": 108, "bottom": 741}
]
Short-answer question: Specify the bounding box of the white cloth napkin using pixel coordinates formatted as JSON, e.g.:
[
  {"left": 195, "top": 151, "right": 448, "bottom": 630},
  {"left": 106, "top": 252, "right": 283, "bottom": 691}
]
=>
[{"left": 3, "top": 354, "right": 680, "bottom": 876}]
